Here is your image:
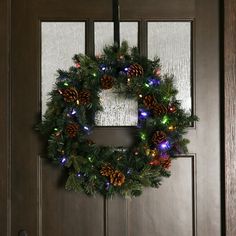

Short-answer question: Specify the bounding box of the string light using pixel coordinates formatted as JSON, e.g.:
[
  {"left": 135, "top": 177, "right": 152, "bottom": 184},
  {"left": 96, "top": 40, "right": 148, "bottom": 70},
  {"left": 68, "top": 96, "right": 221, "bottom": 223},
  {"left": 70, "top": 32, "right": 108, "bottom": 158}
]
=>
[
  {"left": 159, "top": 141, "right": 170, "bottom": 151},
  {"left": 161, "top": 115, "right": 169, "bottom": 124},
  {"left": 139, "top": 109, "right": 149, "bottom": 119},
  {"left": 84, "top": 126, "right": 89, "bottom": 131},
  {"left": 105, "top": 181, "right": 110, "bottom": 190},
  {"left": 124, "top": 67, "right": 129, "bottom": 72},
  {"left": 147, "top": 77, "right": 161, "bottom": 86},
  {"left": 140, "top": 132, "right": 146, "bottom": 141},
  {"left": 63, "top": 82, "right": 69, "bottom": 86},
  {"left": 168, "top": 125, "right": 175, "bottom": 131},
  {"left": 100, "top": 64, "right": 107, "bottom": 71},
  {"left": 60, "top": 155, "right": 68, "bottom": 165}
]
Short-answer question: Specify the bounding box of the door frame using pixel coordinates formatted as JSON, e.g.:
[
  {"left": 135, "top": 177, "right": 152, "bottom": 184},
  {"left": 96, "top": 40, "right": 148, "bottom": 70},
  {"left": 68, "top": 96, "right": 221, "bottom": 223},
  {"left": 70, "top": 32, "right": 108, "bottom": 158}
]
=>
[{"left": 0, "top": 0, "right": 235, "bottom": 235}]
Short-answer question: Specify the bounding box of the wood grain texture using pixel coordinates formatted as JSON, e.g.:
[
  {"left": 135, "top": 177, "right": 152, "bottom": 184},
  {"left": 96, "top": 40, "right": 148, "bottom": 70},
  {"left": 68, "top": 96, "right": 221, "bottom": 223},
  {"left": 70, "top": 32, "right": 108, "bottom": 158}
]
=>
[
  {"left": 0, "top": 0, "right": 10, "bottom": 235},
  {"left": 224, "top": 0, "right": 236, "bottom": 235}
]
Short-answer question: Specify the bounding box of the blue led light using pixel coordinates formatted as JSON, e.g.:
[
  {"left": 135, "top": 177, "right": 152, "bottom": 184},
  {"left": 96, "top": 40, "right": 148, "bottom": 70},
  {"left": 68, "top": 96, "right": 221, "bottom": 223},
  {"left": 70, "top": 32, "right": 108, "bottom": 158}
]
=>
[
  {"left": 139, "top": 109, "right": 149, "bottom": 119},
  {"left": 84, "top": 126, "right": 89, "bottom": 131},
  {"left": 147, "top": 77, "right": 160, "bottom": 86},
  {"left": 159, "top": 141, "right": 171, "bottom": 151},
  {"left": 60, "top": 155, "right": 68, "bottom": 165}
]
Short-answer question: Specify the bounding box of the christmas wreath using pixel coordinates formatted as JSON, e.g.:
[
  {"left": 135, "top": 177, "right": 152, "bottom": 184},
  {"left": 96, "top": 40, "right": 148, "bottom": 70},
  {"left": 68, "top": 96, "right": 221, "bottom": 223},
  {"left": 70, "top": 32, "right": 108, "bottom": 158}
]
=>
[{"left": 37, "top": 41, "right": 198, "bottom": 197}]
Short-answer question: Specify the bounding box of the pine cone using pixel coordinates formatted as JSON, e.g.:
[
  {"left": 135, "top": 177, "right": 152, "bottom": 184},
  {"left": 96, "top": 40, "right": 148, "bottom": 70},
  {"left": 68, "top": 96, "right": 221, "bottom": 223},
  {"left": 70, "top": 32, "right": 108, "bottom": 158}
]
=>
[
  {"left": 160, "top": 158, "right": 171, "bottom": 169},
  {"left": 110, "top": 170, "right": 125, "bottom": 186},
  {"left": 86, "top": 139, "right": 95, "bottom": 146},
  {"left": 127, "top": 63, "right": 144, "bottom": 78},
  {"left": 66, "top": 123, "right": 79, "bottom": 138},
  {"left": 100, "top": 164, "right": 114, "bottom": 177},
  {"left": 152, "top": 131, "right": 166, "bottom": 144},
  {"left": 78, "top": 90, "right": 91, "bottom": 105},
  {"left": 152, "top": 104, "right": 167, "bottom": 116},
  {"left": 143, "top": 95, "right": 156, "bottom": 109},
  {"left": 61, "top": 87, "right": 78, "bottom": 102},
  {"left": 101, "top": 75, "right": 114, "bottom": 89}
]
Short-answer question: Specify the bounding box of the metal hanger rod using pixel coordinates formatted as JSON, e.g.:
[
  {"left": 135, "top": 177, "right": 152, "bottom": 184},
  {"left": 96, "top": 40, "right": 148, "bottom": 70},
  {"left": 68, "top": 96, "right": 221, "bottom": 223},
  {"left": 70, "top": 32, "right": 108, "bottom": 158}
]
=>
[{"left": 113, "top": 0, "right": 120, "bottom": 46}]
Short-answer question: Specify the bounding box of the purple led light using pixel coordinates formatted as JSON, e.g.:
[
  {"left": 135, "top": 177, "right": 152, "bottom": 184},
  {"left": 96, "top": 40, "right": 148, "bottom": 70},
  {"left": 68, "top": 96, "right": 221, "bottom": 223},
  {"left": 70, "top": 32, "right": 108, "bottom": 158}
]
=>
[
  {"left": 100, "top": 64, "right": 107, "bottom": 71},
  {"left": 124, "top": 67, "right": 129, "bottom": 72},
  {"left": 71, "top": 109, "right": 76, "bottom": 115},
  {"left": 105, "top": 181, "right": 110, "bottom": 190},
  {"left": 84, "top": 126, "right": 89, "bottom": 131},
  {"left": 141, "top": 111, "right": 148, "bottom": 117},
  {"left": 139, "top": 109, "right": 149, "bottom": 119},
  {"left": 60, "top": 156, "right": 67, "bottom": 165},
  {"left": 147, "top": 77, "right": 160, "bottom": 86},
  {"left": 159, "top": 141, "right": 170, "bottom": 151}
]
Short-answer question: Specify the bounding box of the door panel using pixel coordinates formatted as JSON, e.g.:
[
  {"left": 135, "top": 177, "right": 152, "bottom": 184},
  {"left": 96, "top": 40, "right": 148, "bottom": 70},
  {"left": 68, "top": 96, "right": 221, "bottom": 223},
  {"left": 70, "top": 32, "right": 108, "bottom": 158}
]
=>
[{"left": 11, "top": 0, "right": 220, "bottom": 235}]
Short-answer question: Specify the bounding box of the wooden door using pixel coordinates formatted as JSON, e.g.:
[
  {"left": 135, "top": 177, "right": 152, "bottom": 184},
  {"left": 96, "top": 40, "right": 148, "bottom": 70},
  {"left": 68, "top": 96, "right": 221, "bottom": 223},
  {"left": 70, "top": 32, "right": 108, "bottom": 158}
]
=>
[{"left": 10, "top": 0, "right": 221, "bottom": 235}]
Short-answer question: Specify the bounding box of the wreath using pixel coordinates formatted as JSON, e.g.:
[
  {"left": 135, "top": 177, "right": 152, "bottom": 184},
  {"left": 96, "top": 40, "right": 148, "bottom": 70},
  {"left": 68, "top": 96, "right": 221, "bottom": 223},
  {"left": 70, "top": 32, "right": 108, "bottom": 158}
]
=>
[{"left": 37, "top": 41, "right": 198, "bottom": 197}]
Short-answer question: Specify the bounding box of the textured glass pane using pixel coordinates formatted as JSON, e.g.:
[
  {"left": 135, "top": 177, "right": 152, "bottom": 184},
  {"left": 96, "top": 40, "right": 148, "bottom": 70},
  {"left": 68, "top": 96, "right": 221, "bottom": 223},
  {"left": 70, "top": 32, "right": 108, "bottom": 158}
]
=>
[
  {"left": 41, "top": 22, "right": 85, "bottom": 115},
  {"left": 95, "top": 90, "right": 138, "bottom": 126},
  {"left": 94, "top": 22, "right": 138, "bottom": 126},
  {"left": 148, "top": 22, "right": 191, "bottom": 112},
  {"left": 94, "top": 22, "right": 114, "bottom": 55},
  {"left": 120, "top": 22, "right": 138, "bottom": 47}
]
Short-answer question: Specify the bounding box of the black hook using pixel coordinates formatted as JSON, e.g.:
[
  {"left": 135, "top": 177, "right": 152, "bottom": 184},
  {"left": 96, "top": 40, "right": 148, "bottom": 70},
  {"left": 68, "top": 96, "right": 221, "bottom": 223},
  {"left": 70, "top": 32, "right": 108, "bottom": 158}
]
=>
[{"left": 113, "top": 0, "right": 120, "bottom": 47}]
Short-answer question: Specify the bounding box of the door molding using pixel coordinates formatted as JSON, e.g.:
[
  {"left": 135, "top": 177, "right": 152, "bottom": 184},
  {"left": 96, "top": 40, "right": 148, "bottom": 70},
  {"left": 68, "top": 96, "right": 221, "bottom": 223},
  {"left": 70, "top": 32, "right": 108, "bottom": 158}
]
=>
[
  {"left": 1, "top": 0, "right": 236, "bottom": 235},
  {"left": 224, "top": 0, "right": 236, "bottom": 235},
  {"left": 0, "top": 0, "right": 11, "bottom": 235}
]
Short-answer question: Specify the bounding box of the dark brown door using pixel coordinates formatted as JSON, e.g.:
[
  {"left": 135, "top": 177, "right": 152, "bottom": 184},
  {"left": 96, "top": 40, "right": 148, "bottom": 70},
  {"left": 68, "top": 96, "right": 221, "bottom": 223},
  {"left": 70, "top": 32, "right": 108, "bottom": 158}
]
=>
[{"left": 11, "top": 0, "right": 220, "bottom": 235}]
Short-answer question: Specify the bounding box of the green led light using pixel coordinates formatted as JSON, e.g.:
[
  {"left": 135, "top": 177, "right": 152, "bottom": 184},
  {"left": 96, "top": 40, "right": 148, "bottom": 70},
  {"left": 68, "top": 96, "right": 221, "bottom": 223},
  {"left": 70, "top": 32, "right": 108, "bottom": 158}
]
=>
[
  {"left": 54, "top": 128, "right": 58, "bottom": 131},
  {"left": 145, "top": 83, "right": 150, "bottom": 88},
  {"left": 161, "top": 115, "right": 169, "bottom": 124},
  {"left": 88, "top": 156, "right": 92, "bottom": 162},
  {"left": 63, "top": 82, "right": 69, "bottom": 86},
  {"left": 140, "top": 133, "right": 146, "bottom": 141},
  {"left": 92, "top": 73, "right": 96, "bottom": 77}
]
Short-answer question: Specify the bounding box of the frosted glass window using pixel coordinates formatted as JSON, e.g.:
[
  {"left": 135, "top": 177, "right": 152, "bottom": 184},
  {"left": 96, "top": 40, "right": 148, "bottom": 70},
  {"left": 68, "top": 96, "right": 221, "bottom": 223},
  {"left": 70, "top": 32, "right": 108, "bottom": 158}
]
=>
[
  {"left": 94, "top": 22, "right": 138, "bottom": 55},
  {"left": 94, "top": 22, "right": 114, "bottom": 55},
  {"left": 41, "top": 22, "right": 85, "bottom": 115},
  {"left": 94, "top": 22, "right": 138, "bottom": 126},
  {"left": 120, "top": 22, "right": 138, "bottom": 47},
  {"left": 95, "top": 90, "right": 138, "bottom": 126},
  {"left": 148, "top": 22, "right": 192, "bottom": 112}
]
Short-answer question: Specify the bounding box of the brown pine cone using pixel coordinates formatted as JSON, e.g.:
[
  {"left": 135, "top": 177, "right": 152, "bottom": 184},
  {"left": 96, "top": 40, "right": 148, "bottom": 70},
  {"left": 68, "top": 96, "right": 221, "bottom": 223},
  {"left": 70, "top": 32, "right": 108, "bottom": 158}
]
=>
[
  {"left": 152, "top": 104, "right": 167, "bottom": 116},
  {"left": 86, "top": 139, "right": 95, "bottom": 146},
  {"left": 78, "top": 90, "right": 91, "bottom": 105},
  {"left": 60, "top": 87, "right": 78, "bottom": 102},
  {"left": 100, "top": 164, "right": 115, "bottom": 177},
  {"left": 110, "top": 170, "right": 125, "bottom": 186},
  {"left": 66, "top": 123, "right": 79, "bottom": 138},
  {"left": 152, "top": 131, "right": 167, "bottom": 144},
  {"left": 127, "top": 63, "right": 144, "bottom": 78},
  {"left": 101, "top": 75, "right": 114, "bottom": 89},
  {"left": 160, "top": 158, "right": 171, "bottom": 169},
  {"left": 143, "top": 95, "right": 156, "bottom": 109}
]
